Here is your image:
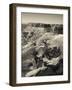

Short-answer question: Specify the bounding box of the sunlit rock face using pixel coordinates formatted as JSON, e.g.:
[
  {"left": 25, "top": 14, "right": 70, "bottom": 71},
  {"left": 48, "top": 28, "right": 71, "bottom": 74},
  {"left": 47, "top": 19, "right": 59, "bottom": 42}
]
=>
[
  {"left": 35, "top": 34, "right": 63, "bottom": 66},
  {"left": 21, "top": 23, "right": 63, "bottom": 77}
]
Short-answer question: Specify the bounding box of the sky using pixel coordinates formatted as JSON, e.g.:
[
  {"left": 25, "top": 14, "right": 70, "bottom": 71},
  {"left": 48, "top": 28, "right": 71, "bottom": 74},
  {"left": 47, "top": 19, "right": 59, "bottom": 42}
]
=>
[{"left": 21, "top": 13, "right": 63, "bottom": 24}]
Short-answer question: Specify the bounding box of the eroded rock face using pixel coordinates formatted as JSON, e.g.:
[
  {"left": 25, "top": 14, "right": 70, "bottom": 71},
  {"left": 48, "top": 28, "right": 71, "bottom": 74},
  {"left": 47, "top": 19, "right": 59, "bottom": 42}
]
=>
[
  {"left": 35, "top": 34, "right": 63, "bottom": 65},
  {"left": 21, "top": 23, "right": 63, "bottom": 77}
]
